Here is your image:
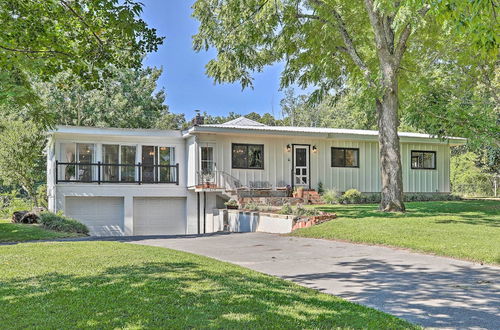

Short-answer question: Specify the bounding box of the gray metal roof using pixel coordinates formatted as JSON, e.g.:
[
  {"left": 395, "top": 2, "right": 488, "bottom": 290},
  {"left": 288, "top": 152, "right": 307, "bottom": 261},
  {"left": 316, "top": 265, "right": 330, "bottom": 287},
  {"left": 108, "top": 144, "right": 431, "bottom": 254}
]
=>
[
  {"left": 199, "top": 123, "right": 465, "bottom": 140},
  {"left": 219, "top": 116, "right": 267, "bottom": 127}
]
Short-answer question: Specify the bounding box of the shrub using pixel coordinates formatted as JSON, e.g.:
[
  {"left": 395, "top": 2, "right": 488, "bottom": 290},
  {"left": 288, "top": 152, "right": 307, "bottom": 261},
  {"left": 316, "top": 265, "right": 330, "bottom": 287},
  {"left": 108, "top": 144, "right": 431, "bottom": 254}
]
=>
[
  {"left": 278, "top": 203, "right": 293, "bottom": 215},
  {"left": 294, "top": 205, "right": 320, "bottom": 217},
  {"left": 341, "top": 189, "right": 362, "bottom": 204},
  {"left": 317, "top": 181, "right": 324, "bottom": 195},
  {"left": 322, "top": 189, "right": 339, "bottom": 204},
  {"left": 243, "top": 201, "right": 259, "bottom": 211},
  {"left": 224, "top": 199, "right": 238, "bottom": 208},
  {"left": 36, "top": 185, "right": 48, "bottom": 208},
  {"left": 38, "top": 212, "right": 89, "bottom": 234},
  {"left": 0, "top": 193, "right": 33, "bottom": 218}
]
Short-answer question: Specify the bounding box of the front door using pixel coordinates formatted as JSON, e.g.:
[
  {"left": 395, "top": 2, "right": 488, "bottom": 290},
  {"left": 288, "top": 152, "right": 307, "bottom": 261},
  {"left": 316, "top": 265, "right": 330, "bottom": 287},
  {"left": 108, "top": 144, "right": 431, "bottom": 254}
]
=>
[{"left": 293, "top": 145, "right": 309, "bottom": 188}]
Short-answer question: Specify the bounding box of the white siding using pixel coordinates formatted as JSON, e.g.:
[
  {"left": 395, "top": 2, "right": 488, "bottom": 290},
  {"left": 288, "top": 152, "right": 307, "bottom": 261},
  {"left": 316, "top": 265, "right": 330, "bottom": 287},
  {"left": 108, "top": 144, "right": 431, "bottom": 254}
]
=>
[{"left": 198, "top": 134, "right": 451, "bottom": 193}]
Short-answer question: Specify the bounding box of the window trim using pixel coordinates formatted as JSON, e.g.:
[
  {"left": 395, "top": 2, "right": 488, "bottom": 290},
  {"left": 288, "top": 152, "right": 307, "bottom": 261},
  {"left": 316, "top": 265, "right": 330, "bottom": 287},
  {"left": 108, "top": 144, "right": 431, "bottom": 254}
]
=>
[
  {"left": 330, "top": 147, "right": 360, "bottom": 168},
  {"left": 410, "top": 150, "right": 437, "bottom": 170},
  {"left": 231, "top": 143, "right": 264, "bottom": 170}
]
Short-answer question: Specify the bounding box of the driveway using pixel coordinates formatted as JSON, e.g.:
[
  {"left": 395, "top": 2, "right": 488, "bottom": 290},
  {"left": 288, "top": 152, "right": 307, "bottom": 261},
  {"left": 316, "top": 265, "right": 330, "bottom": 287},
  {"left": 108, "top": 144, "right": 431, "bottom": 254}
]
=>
[{"left": 129, "top": 233, "right": 500, "bottom": 329}]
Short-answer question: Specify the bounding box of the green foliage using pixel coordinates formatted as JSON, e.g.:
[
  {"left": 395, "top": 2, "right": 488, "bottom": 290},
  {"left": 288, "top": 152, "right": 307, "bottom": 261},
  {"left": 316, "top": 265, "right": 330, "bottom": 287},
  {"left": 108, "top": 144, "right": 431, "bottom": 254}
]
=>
[
  {"left": 224, "top": 199, "right": 238, "bottom": 207},
  {"left": 243, "top": 201, "right": 260, "bottom": 211},
  {"left": 0, "top": 0, "right": 163, "bottom": 109},
  {"left": 451, "top": 152, "right": 494, "bottom": 196},
  {"left": 339, "top": 189, "right": 362, "bottom": 204},
  {"left": 317, "top": 181, "right": 324, "bottom": 195},
  {"left": 36, "top": 185, "right": 48, "bottom": 209},
  {"left": 322, "top": 189, "right": 340, "bottom": 204},
  {"left": 29, "top": 67, "right": 181, "bottom": 129},
  {"left": 39, "top": 212, "right": 89, "bottom": 235},
  {"left": 294, "top": 204, "right": 320, "bottom": 217},
  {"left": 0, "top": 120, "right": 45, "bottom": 205},
  {"left": 278, "top": 203, "right": 293, "bottom": 215},
  {"left": 0, "top": 192, "right": 33, "bottom": 218}
]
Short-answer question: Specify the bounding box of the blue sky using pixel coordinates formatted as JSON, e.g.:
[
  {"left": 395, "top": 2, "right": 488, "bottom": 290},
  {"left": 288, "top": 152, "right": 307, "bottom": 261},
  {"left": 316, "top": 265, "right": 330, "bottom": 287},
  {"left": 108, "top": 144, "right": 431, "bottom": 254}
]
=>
[{"left": 140, "top": 1, "right": 286, "bottom": 120}]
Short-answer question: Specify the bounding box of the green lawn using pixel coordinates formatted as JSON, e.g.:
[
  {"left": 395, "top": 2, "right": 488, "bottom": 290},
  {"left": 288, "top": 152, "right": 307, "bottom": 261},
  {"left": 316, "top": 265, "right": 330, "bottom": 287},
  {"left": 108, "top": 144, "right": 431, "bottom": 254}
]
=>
[
  {"left": 0, "top": 241, "right": 414, "bottom": 329},
  {"left": 292, "top": 200, "right": 500, "bottom": 264},
  {"left": 0, "top": 219, "right": 82, "bottom": 242}
]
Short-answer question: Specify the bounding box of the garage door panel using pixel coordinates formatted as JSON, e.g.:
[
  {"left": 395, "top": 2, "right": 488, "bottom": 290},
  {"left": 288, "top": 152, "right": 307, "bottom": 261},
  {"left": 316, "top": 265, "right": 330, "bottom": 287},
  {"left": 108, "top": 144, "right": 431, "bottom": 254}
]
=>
[
  {"left": 65, "top": 197, "right": 124, "bottom": 236},
  {"left": 133, "top": 197, "right": 186, "bottom": 235}
]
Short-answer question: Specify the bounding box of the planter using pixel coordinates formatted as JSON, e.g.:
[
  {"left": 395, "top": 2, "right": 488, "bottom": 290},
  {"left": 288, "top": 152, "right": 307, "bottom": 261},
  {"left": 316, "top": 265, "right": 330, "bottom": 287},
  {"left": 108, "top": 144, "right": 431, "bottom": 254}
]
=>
[{"left": 226, "top": 205, "right": 238, "bottom": 210}]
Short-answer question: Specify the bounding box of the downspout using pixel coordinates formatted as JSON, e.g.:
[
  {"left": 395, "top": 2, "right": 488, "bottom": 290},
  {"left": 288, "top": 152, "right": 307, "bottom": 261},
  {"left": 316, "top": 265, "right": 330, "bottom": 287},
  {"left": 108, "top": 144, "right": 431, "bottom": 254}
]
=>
[
  {"left": 203, "top": 192, "right": 207, "bottom": 234},
  {"left": 197, "top": 192, "right": 200, "bottom": 235}
]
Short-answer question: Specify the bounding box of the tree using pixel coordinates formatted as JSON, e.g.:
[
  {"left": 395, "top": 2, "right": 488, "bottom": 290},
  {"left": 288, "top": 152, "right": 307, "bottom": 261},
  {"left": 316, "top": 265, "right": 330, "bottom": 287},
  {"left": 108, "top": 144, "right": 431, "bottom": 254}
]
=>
[
  {"left": 192, "top": 0, "right": 498, "bottom": 211},
  {"left": 0, "top": 120, "right": 45, "bottom": 206},
  {"left": 451, "top": 152, "right": 494, "bottom": 197},
  {"left": 31, "top": 66, "right": 178, "bottom": 129},
  {"left": 0, "top": 0, "right": 163, "bottom": 110},
  {"left": 280, "top": 87, "right": 377, "bottom": 129}
]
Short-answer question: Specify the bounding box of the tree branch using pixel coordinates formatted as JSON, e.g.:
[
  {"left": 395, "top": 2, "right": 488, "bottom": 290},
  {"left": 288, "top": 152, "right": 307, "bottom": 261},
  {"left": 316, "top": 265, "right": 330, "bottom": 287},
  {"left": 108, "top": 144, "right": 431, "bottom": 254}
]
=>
[
  {"left": 394, "top": 5, "right": 431, "bottom": 67},
  {"left": 59, "top": 0, "right": 103, "bottom": 46},
  {"left": 309, "top": 0, "right": 375, "bottom": 85}
]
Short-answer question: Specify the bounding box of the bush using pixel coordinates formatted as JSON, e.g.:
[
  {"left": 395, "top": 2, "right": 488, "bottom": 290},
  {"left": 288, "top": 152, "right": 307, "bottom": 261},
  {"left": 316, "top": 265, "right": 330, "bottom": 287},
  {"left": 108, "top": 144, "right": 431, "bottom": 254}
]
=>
[
  {"left": 322, "top": 189, "right": 339, "bottom": 204},
  {"left": 340, "top": 189, "right": 362, "bottom": 204},
  {"left": 278, "top": 203, "right": 293, "bottom": 215},
  {"left": 294, "top": 204, "right": 320, "bottom": 217},
  {"left": 39, "top": 212, "right": 89, "bottom": 234},
  {"left": 0, "top": 193, "right": 33, "bottom": 218},
  {"left": 36, "top": 185, "right": 48, "bottom": 208},
  {"left": 243, "top": 201, "right": 260, "bottom": 211},
  {"left": 317, "top": 181, "right": 324, "bottom": 195}
]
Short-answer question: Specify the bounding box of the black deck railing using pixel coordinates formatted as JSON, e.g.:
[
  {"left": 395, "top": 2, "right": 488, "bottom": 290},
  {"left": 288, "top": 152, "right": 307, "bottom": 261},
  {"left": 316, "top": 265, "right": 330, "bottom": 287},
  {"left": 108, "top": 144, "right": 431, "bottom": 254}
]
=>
[{"left": 56, "top": 161, "right": 179, "bottom": 185}]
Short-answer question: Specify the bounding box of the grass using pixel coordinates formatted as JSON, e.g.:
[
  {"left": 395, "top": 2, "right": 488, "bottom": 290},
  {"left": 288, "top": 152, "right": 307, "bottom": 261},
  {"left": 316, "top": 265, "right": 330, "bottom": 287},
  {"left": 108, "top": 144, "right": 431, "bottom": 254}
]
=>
[
  {"left": 0, "top": 219, "right": 82, "bottom": 242},
  {"left": 291, "top": 200, "right": 500, "bottom": 265},
  {"left": 0, "top": 241, "right": 415, "bottom": 329}
]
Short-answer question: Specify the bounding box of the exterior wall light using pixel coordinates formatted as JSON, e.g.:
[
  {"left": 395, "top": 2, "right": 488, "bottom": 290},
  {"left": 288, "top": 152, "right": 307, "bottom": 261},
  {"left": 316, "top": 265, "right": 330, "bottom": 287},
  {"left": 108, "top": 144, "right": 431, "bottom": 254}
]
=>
[
  {"left": 286, "top": 144, "right": 291, "bottom": 152},
  {"left": 312, "top": 145, "right": 318, "bottom": 153}
]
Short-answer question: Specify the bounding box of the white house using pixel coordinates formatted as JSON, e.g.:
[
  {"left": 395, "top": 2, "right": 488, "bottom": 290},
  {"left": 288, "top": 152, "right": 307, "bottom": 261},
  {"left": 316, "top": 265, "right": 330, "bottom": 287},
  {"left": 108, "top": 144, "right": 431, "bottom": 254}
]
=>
[{"left": 47, "top": 116, "right": 466, "bottom": 236}]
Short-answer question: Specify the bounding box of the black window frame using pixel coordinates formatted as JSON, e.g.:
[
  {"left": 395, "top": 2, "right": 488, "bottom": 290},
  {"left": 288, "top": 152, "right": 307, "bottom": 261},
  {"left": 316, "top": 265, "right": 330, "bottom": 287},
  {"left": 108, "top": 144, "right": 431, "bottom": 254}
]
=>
[
  {"left": 331, "top": 147, "right": 360, "bottom": 168},
  {"left": 411, "top": 150, "right": 436, "bottom": 170},
  {"left": 231, "top": 143, "right": 264, "bottom": 170}
]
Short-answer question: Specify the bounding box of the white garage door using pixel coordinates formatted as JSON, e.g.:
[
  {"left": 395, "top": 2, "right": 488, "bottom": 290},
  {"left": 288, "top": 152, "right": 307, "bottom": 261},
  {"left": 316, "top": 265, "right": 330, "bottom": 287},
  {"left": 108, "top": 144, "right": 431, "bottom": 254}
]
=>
[
  {"left": 65, "top": 197, "right": 124, "bottom": 236},
  {"left": 133, "top": 197, "right": 186, "bottom": 235}
]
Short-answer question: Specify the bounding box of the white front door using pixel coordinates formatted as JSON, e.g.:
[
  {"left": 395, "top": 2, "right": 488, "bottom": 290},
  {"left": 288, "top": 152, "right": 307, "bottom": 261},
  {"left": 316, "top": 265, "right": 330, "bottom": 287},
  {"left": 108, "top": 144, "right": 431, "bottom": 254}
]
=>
[{"left": 293, "top": 145, "right": 309, "bottom": 187}]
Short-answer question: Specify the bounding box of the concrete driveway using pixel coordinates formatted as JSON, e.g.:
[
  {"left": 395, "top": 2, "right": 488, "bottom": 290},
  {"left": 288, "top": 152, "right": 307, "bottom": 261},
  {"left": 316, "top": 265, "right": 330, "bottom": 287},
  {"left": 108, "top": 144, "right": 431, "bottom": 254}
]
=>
[{"left": 129, "top": 233, "right": 500, "bottom": 329}]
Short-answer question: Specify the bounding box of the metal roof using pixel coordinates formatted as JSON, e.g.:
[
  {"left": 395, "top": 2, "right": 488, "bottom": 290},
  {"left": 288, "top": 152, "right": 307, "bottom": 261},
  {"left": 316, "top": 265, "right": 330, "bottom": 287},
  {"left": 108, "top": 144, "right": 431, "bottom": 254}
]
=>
[
  {"left": 198, "top": 123, "right": 465, "bottom": 141},
  {"left": 219, "top": 116, "right": 267, "bottom": 126}
]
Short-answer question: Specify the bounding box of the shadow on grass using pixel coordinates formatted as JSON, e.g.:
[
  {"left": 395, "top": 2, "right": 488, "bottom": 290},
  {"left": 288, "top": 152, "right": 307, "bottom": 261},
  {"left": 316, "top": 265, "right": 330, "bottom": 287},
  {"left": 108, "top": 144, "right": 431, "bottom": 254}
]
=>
[
  {"left": 283, "top": 258, "right": 500, "bottom": 329},
  {"left": 0, "top": 260, "right": 410, "bottom": 329}
]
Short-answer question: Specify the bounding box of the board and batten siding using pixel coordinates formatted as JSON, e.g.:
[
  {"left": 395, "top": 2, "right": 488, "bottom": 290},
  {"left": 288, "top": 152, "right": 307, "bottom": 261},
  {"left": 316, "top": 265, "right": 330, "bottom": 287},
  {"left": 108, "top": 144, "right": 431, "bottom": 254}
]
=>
[{"left": 197, "top": 134, "right": 451, "bottom": 193}]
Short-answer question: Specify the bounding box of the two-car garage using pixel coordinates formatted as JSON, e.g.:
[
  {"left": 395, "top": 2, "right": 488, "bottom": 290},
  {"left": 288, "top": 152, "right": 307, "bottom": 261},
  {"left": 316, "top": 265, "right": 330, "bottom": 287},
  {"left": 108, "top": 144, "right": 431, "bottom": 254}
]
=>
[{"left": 64, "top": 196, "right": 186, "bottom": 236}]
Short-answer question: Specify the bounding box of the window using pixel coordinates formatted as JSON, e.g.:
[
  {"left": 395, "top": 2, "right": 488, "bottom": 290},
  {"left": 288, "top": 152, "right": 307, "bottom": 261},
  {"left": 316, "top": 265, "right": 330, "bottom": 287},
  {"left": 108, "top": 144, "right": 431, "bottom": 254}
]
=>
[
  {"left": 76, "top": 143, "right": 95, "bottom": 181},
  {"left": 232, "top": 144, "right": 264, "bottom": 169},
  {"left": 331, "top": 147, "right": 359, "bottom": 168},
  {"left": 102, "top": 144, "right": 119, "bottom": 181},
  {"left": 102, "top": 144, "right": 137, "bottom": 182},
  {"left": 411, "top": 150, "right": 436, "bottom": 169},
  {"left": 120, "top": 145, "right": 136, "bottom": 182},
  {"left": 141, "top": 146, "right": 176, "bottom": 182},
  {"left": 200, "top": 145, "right": 214, "bottom": 175}
]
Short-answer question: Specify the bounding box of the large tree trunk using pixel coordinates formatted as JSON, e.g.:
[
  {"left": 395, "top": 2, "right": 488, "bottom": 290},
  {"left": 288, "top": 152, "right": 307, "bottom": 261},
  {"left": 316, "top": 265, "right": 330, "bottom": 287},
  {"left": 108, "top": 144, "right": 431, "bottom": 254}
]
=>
[{"left": 377, "top": 62, "right": 405, "bottom": 212}]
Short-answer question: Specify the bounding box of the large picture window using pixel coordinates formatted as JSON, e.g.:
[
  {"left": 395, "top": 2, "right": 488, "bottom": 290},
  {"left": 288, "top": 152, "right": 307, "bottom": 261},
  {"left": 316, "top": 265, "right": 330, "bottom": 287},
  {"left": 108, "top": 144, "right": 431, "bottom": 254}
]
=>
[
  {"left": 331, "top": 147, "right": 359, "bottom": 168},
  {"left": 411, "top": 150, "right": 436, "bottom": 169},
  {"left": 232, "top": 144, "right": 264, "bottom": 169}
]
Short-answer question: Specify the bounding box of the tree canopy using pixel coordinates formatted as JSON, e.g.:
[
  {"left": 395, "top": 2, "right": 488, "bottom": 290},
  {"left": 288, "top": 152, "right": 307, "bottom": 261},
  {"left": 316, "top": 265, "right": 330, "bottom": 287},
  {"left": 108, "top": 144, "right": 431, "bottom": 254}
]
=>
[
  {"left": 29, "top": 66, "right": 184, "bottom": 129},
  {"left": 0, "top": 0, "right": 163, "bottom": 108},
  {"left": 193, "top": 0, "right": 498, "bottom": 211}
]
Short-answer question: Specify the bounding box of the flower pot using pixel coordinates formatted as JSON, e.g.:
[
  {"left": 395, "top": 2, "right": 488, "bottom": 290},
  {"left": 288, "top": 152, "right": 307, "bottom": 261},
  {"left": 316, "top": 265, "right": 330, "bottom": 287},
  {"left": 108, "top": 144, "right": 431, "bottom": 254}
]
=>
[{"left": 226, "top": 205, "right": 238, "bottom": 210}]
